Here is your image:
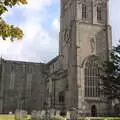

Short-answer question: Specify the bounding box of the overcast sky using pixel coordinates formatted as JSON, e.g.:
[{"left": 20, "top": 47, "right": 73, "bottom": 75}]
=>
[{"left": 0, "top": 0, "right": 119, "bottom": 63}]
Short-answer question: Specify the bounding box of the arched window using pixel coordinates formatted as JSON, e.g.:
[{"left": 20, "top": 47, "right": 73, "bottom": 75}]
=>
[
  {"left": 85, "top": 56, "right": 100, "bottom": 97},
  {"left": 59, "top": 92, "right": 64, "bottom": 105},
  {"left": 82, "top": 4, "right": 87, "bottom": 19},
  {"left": 97, "top": 6, "right": 102, "bottom": 21}
]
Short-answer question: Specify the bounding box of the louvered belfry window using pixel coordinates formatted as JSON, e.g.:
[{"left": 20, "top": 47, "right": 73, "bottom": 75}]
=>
[
  {"left": 82, "top": 4, "right": 87, "bottom": 19},
  {"left": 97, "top": 6, "right": 102, "bottom": 21}
]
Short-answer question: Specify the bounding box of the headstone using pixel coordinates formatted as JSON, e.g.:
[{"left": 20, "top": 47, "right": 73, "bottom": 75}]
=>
[
  {"left": 22, "top": 110, "right": 27, "bottom": 119},
  {"left": 31, "top": 110, "right": 37, "bottom": 120},
  {"left": 40, "top": 110, "right": 46, "bottom": 119},
  {"left": 66, "top": 111, "right": 70, "bottom": 119},
  {"left": 50, "top": 109, "right": 55, "bottom": 118},
  {"left": 46, "top": 110, "right": 50, "bottom": 120},
  {"left": 9, "top": 111, "right": 12, "bottom": 114},
  {"left": 56, "top": 110, "right": 60, "bottom": 117},
  {"left": 15, "top": 110, "right": 28, "bottom": 120},
  {"left": 36, "top": 111, "right": 41, "bottom": 120},
  {"left": 15, "top": 110, "right": 20, "bottom": 120}
]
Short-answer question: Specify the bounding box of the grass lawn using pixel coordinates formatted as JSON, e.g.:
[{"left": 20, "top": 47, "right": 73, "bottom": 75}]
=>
[
  {"left": 0, "top": 115, "right": 120, "bottom": 120},
  {"left": 0, "top": 115, "right": 31, "bottom": 120},
  {"left": 0, "top": 115, "right": 15, "bottom": 120}
]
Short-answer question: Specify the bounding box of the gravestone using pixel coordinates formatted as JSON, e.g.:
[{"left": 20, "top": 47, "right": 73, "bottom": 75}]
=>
[
  {"left": 46, "top": 110, "right": 50, "bottom": 120},
  {"left": 31, "top": 110, "right": 37, "bottom": 120},
  {"left": 36, "top": 111, "right": 41, "bottom": 120},
  {"left": 15, "top": 110, "right": 28, "bottom": 120},
  {"left": 50, "top": 109, "right": 55, "bottom": 118},
  {"left": 9, "top": 111, "right": 13, "bottom": 114},
  {"left": 15, "top": 110, "right": 20, "bottom": 120},
  {"left": 66, "top": 111, "right": 70, "bottom": 119},
  {"left": 22, "top": 110, "right": 27, "bottom": 119},
  {"left": 40, "top": 110, "right": 46, "bottom": 119},
  {"left": 56, "top": 110, "right": 60, "bottom": 117}
]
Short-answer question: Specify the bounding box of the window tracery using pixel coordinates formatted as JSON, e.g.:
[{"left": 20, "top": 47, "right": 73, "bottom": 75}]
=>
[
  {"left": 85, "top": 56, "right": 100, "bottom": 97},
  {"left": 97, "top": 6, "right": 102, "bottom": 21}
]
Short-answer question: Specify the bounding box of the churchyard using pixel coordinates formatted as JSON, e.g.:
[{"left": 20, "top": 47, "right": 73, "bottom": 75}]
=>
[{"left": 0, "top": 110, "right": 120, "bottom": 120}]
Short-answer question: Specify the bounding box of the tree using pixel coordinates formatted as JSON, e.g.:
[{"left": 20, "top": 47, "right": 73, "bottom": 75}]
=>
[
  {"left": 0, "top": 0, "right": 27, "bottom": 41},
  {"left": 101, "top": 41, "right": 120, "bottom": 100}
]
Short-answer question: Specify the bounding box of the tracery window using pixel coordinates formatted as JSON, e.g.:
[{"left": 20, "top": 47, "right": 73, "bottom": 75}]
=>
[
  {"left": 85, "top": 57, "right": 100, "bottom": 97},
  {"left": 97, "top": 6, "right": 102, "bottom": 21},
  {"left": 82, "top": 4, "right": 87, "bottom": 19}
]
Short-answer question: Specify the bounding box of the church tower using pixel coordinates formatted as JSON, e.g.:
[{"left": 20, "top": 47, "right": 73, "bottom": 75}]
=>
[{"left": 59, "top": 0, "right": 112, "bottom": 115}]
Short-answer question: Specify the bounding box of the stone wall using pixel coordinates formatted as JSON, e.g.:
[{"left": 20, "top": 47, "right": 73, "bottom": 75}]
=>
[{"left": 0, "top": 59, "right": 48, "bottom": 113}]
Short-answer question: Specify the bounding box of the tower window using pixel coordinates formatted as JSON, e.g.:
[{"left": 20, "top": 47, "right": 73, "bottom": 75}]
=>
[
  {"left": 59, "top": 92, "right": 64, "bottom": 104},
  {"left": 97, "top": 6, "right": 102, "bottom": 21},
  {"left": 82, "top": 4, "right": 87, "bottom": 19},
  {"left": 85, "top": 56, "right": 100, "bottom": 97}
]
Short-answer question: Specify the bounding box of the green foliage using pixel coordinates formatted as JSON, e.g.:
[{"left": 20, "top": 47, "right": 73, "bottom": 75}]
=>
[
  {"left": 101, "top": 41, "right": 120, "bottom": 100},
  {"left": 51, "top": 116, "right": 66, "bottom": 120},
  {"left": 0, "top": 0, "right": 27, "bottom": 41},
  {"left": 51, "top": 118, "right": 64, "bottom": 120}
]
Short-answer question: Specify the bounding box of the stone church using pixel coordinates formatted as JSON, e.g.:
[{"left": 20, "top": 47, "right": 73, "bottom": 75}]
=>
[{"left": 0, "top": 0, "right": 113, "bottom": 116}]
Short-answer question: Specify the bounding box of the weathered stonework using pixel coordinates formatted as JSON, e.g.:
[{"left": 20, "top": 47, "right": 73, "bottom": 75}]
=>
[
  {"left": 0, "top": 59, "right": 48, "bottom": 113},
  {"left": 49, "top": 0, "right": 112, "bottom": 116},
  {"left": 0, "top": 0, "right": 113, "bottom": 116}
]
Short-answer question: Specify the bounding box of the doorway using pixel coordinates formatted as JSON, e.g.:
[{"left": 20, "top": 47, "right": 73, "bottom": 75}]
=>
[
  {"left": 114, "top": 104, "right": 120, "bottom": 116},
  {"left": 91, "top": 105, "right": 97, "bottom": 117}
]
